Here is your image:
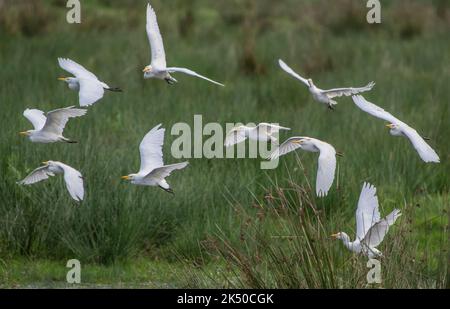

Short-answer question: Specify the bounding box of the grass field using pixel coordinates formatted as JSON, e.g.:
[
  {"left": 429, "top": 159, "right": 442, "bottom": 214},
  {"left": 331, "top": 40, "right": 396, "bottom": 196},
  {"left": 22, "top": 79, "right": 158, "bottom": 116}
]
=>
[{"left": 0, "top": 0, "right": 448, "bottom": 288}]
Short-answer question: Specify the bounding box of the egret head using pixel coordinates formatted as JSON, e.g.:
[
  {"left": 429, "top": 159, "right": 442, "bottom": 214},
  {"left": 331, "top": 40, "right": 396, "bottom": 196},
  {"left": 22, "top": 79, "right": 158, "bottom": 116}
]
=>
[
  {"left": 58, "top": 77, "right": 75, "bottom": 83},
  {"left": 307, "top": 78, "right": 314, "bottom": 87},
  {"left": 331, "top": 232, "right": 349, "bottom": 242},
  {"left": 386, "top": 123, "right": 402, "bottom": 136},
  {"left": 386, "top": 123, "right": 396, "bottom": 129},
  {"left": 291, "top": 138, "right": 304, "bottom": 145},
  {"left": 121, "top": 174, "right": 137, "bottom": 181},
  {"left": 292, "top": 137, "right": 312, "bottom": 147},
  {"left": 19, "top": 130, "right": 32, "bottom": 137},
  {"left": 143, "top": 65, "right": 153, "bottom": 78}
]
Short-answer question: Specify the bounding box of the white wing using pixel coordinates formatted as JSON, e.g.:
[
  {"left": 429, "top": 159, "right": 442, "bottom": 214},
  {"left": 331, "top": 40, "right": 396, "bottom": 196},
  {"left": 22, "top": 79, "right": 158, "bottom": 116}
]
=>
[
  {"left": 355, "top": 182, "right": 381, "bottom": 240},
  {"left": 78, "top": 79, "right": 105, "bottom": 106},
  {"left": 257, "top": 123, "right": 291, "bottom": 136},
  {"left": 322, "top": 82, "right": 375, "bottom": 98},
  {"left": 362, "top": 209, "right": 401, "bottom": 248},
  {"left": 56, "top": 162, "right": 84, "bottom": 202},
  {"left": 224, "top": 128, "right": 248, "bottom": 147},
  {"left": 278, "top": 59, "right": 309, "bottom": 87},
  {"left": 146, "top": 3, "right": 166, "bottom": 69},
  {"left": 146, "top": 162, "right": 189, "bottom": 181},
  {"left": 402, "top": 126, "right": 440, "bottom": 163},
  {"left": 269, "top": 136, "right": 305, "bottom": 160},
  {"left": 23, "top": 109, "right": 46, "bottom": 130},
  {"left": 41, "top": 106, "right": 87, "bottom": 136},
  {"left": 167, "top": 67, "right": 225, "bottom": 87},
  {"left": 311, "top": 139, "right": 336, "bottom": 197},
  {"left": 139, "top": 124, "right": 165, "bottom": 175},
  {"left": 58, "top": 57, "right": 99, "bottom": 80},
  {"left": 352, "top": 95, "right": 403, "bottom": 125},
  {"left": 17, "top": 166, "right": 54, "bottom": 185}
]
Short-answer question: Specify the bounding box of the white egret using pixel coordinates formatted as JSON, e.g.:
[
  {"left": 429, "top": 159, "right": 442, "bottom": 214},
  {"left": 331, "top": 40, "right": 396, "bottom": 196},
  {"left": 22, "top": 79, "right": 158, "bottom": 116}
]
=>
[
  {"left": 58, "top": 57, "right": 122, "bottom": 107},
  {"left": 270, "top": 137, "right": 340, "bottom": 197},
  {"left": 331, "top": 182, "right": 402, "bottom": 258},
  {"left": 121, "top": 124, "right": 188, "bottom": 194},
  {"left": 278, "top": 59, "right": 375, "bottom": 109},
  {"left": 352, "top": 95, "right": 440, "bottom": 163},
  {"left": 143, "top": 3, "right": 224, "bottom": 87},
  {"left": 20, "top": 106, "right": 86, "bottom": 143},
  {"left": 224, "top": 123, "right": 290, "bottom": 147},
  {"left": 18, "top": 161, "right": 85, "bottom": 202}
]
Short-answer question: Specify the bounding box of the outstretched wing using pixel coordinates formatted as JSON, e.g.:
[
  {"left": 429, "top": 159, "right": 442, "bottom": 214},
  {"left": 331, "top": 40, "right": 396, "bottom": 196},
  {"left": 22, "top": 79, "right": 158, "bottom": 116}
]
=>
[
  {"left": 352, "top": 95, "right": 402, "bottom": 125},
  {"left": 362, "top": 209, "right": 401, "bottom": 248},
  {"left": 139, "top": 124, "right": 165, "bottom": 174},
  {"left": 402, "top": 126, "right": 440, "bottom": 163},
  {"left": 146, "top": 3, "right": 166, "bottom": 69},
  {"left": 167, "top": 67, "right": 225, "bottom": 87},
  {"left": 146, "top": 162, "right": 189, "bottom": 181},
  {"left": 41, "top": 106, "right": 87, "bottom": 136},
  {"left": 224, "top": 128, "right": 248, "bottom": 147},
  {"left": 312, "top": 139, "right": 336, "bottom": 197},
  {"left": 23, "top": 109, "right": 46, "bottom": 130},
  {"left": 355, "top": 182, "right": 381, "bottom": 240},
  {"left": 269, "top": 136, "right": 305, "bottom": 160},
  {"left": 278, "top": 59, "right": 309, "bottom": 87},
  {"left": 17, "top": 166, "right": 54, "bottom": 185},
  {"left": 56, "top": 162, "right": 84, "bottom": 202},
  {"left": 58, "top": 58, "right": 99, "bottom": 80},
  {"left": 257, "top": 123, "right": 291, "bottom": 136},
  {"left": 322, "top": 82, "right": 375, "bottom": 98}
]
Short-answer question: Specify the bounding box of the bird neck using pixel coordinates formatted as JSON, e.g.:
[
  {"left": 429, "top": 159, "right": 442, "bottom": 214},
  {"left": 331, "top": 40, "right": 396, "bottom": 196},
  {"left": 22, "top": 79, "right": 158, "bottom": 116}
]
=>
[{"left": 340, "top": 233, "right": 353, "bottom": 249}]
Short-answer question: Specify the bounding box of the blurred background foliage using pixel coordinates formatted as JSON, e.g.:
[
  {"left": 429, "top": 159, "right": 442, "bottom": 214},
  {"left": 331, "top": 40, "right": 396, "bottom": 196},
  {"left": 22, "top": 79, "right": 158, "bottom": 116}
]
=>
[{"left": 0, "top": 0, "right": 448, "bottom": 287}]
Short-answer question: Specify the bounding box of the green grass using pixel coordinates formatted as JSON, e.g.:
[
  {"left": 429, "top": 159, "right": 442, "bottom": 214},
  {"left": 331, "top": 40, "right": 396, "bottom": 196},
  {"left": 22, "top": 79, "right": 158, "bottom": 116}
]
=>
[{"left": 0, "top": 0, "right": 448, "bottom": 288}]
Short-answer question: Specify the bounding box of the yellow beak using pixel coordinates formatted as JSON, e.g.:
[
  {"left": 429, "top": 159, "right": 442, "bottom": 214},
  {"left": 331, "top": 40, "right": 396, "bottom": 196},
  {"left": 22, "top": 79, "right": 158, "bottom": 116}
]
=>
[
  {"left": 42, "top": 161, "right": 49, "bottom": 165},
  {"left": 121, "top": 175, "right": 130, "bottom": 180},
  {"left": 330, "top": 233, "right": 339, "bottom": 239},
  {"left": 385, "top": 124, "right": 394, "bottom": 129},
  {"left": 19, "top": 131, "right": 28, "bottom": 136},
  {"left": 142, "top": 67, "right": 150, "bottom": 73},
  {"left": 58, "top": 77, "right": 68, "bottom": 81}
]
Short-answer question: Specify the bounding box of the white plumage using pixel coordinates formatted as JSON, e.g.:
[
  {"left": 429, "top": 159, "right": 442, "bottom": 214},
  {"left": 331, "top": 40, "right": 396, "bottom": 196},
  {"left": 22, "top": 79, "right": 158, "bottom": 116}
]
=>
[
  {"left": 224, "top": 123, "right": 290, "bottom": 147},
  {"left": 352, "top": 95, "right": 440, "bottom": 163},
  {"left": 142, "top": 3, "right": 224, "bottom": 86},
  {"left": 278, "top": 59, "right": 375, "bottom": 109},
  {"left": 332, "top": 182, "right": 401, "bottom": 258},
  {"left": 18, "top": 161, "right": 85, "bottom": 202},
  {"left": 121, "top": 124, "right": 189, "bottom": 194},
  {"left": 20, "top": 106, "right": 86, "bottom": 143},
  {"left": 270, "top": 137, "right": 337, "bottom": 197},
  {"left": 58, "top": 57, "right": 121, "bottom": 106}
]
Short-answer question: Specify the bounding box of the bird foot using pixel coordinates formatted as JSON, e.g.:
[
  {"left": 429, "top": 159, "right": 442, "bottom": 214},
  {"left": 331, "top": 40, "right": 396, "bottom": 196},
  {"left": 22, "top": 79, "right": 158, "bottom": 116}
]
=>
[{"left": 165, "top": 78, "right": 177, "bottom": 85}]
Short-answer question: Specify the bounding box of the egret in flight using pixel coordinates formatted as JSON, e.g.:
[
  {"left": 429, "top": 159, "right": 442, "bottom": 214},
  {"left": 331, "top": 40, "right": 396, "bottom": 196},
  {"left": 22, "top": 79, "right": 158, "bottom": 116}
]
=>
[
  {"left": 20, "top": 106, "right": 86, "bottom": 143},
  {"left": 18, "top": 161, "right": 85, "bottom": 202},
  {"left": 331, "top": 182, "right": 402, "bottom": 258},
  {"left": 224, "top": 123, "right": 290, "bottom": 147},
  {"left": 278, "top": 59, "right": 375, "bottom": 109},
  {"left": 121, "top": 124, "right": 188, "bottom": 194},
  {"left": 352, "top": 95, "right": 440, "bottom": 163},
  {"left": 143, "top": 3, "right": 224, "bottom": 86},
  {"left": 58, "top": 57, "right": 122, "bottom": 107},
  {"left": 270, "top": 137, "right": 340, "bottom": 197}
]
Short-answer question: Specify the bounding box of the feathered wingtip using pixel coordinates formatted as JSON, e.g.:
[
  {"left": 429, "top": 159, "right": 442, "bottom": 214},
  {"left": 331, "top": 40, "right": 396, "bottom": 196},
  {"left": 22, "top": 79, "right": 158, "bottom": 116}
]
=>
[{"left": 366, "top": 81, "right": 376, "bottom": 89}]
